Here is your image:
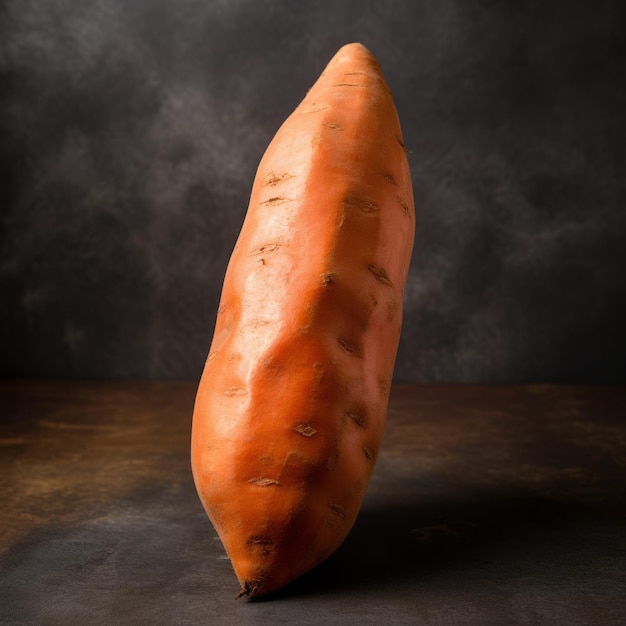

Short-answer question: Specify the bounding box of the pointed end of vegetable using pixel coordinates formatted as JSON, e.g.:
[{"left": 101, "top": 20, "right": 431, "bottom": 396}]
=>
[
  {"left": 236, "top": 579, "right": 265, "bottom": 601},
  {"left": 329, "top": 42, "right": 380, "bottom": 72},
  {"left": 337, "top": 41, "right": 373, "bottom": 56}
]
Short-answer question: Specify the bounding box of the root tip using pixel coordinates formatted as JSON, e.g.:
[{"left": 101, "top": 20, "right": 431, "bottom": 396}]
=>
[{"left": 236, "top": 580, "right": 264, "bottom": 600}]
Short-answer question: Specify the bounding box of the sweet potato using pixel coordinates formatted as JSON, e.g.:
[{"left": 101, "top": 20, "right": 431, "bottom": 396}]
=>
[{"left": 191, "top": 42, "right": 414, "bottom": 598}]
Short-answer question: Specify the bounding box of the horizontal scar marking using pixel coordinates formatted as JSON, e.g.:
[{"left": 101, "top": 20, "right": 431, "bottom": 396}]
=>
[
  {"left": 246, "top": 536, "right": 277, "bottom": 554},
  {"left": 332, "top": 83, "right": 360, "bottom": 87},
  {"left": 248, "top": 477, "right": 280, "bottom": 487},
  {"left": 259, "top": 196, "right": 293, "bottom": 206},
  {"left": 249, "top": 243, "right": 281, "bottom": 255},
  {"left": 224, "top": 386, "right": 247, "bottom": 397},
  {"left": 383, "top": 172, "right": 398, "bottom": 186},
  {"left": 263, "top": 172, "right": 294, "bottom": 186},
  {"left": 299, "top": 105, "right": 330, "bottom": 114},
  {"left": 343, "top": 195, "right": 379, "bottom": 214},
  {"left": 247, "top": 536, "right": 275, "bottom": 545}
]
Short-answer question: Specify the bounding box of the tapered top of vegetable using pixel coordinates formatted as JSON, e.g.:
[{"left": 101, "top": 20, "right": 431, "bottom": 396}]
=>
[{"left": 191, "top": 42, "right": 415, "bottom": 599}]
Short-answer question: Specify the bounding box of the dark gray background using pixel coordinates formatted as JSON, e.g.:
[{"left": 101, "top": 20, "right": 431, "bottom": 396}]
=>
[{"left": 1, "top": 0, "right": 625, "bottom": 383}]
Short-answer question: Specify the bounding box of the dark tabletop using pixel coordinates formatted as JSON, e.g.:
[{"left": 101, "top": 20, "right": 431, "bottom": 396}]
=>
[{"left": 1, "top": 381, "right": 625, "bottom": 625}]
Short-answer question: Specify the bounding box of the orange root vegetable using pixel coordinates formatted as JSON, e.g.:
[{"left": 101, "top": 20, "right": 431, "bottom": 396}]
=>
[{"left": 191, "top": 42, "right": 415, "bottom": 599}]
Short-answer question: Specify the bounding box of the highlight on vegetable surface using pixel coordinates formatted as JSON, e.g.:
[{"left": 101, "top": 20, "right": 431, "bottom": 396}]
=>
[{"left": 191, "top": 42, "right": 415, "bottom": 599}]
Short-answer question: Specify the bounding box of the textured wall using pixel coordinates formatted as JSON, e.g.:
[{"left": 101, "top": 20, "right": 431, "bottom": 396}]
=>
[{"left": 1, "top": 0, "right": 625, "bottom": 382}]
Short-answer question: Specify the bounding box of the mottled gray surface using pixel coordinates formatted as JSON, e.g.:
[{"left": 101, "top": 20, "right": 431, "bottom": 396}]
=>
[{"left": 1, "top": 0, "right": 625, "bottom": 381}]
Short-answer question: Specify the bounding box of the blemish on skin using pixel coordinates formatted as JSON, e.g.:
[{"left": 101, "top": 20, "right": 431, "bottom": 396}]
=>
[
  {"left": 294, "top": 423, "right": 317, "bottom": 437},
  {"left": 260, "top": 196, "right": 293, "bottom": 207},
  {"left": 383, "top": 172, "right": 398, "bottom": 186},
  {"left": 312, "top": 361, "right": 325, "bottom": 383},
  {"left": 344, "top": 72, "right": 367, "bottom": 76},
  {"left": 397, "top": 195, "right": 410, "bottom": 215},
  {"left": 263, "top": 172, "right": 294, "bottom": 186},
  {"left": 328, "top": 503, "right": 347, "bottom": 519},
  {"left": 324, "top": 122, "right": 343, "bottom": 130},
  {"left": 299, "top": 103, "right": 330, "bottom": 114},
  {"left": 368, "top": 264, "right": 393, "bottom": 286},
  {"left": 338, "top": 337, "right": 362, "bottom": 357},
  {"left": 217, "top": 305, "right": 226, "bottom": 315},
  {"left": 363, "top": 447, "right": 375, "bottom": 463},
  {"left": 245, "top": 536, "right": 276, "bottom": 556},
  {"left": 250, "top": 243, "right": 281, "bottom": 256},
  {"left": 397, "top": 135, "right": 411, "bottom": 153},
  {"left": 346, "top": 410, "right": 366, "bottom": 428},
  {"left": 207, "top": 351, "right": 218, "bottom": 363},
  {"left": 224, "top": 386, "right": 247, "bottom": 397},
  {"left": 320, "top": 272, "right": 335, "bottom": 286},
  {"left": 332, "top": 83, "right": 360, "bottom": 87},
  {"left": 248, "top": 477, "right": 280, "bottom": 487},
  {"left": 247, "top": 535, "right": 275, "bottom": 545},
  {"left": 343, "top": 194, "right": 379, "bottom": 215}
]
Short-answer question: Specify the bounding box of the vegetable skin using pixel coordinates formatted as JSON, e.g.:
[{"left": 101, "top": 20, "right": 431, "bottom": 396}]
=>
[{"left": 191, "top": 42, "right": 415, "bottom": 599}]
